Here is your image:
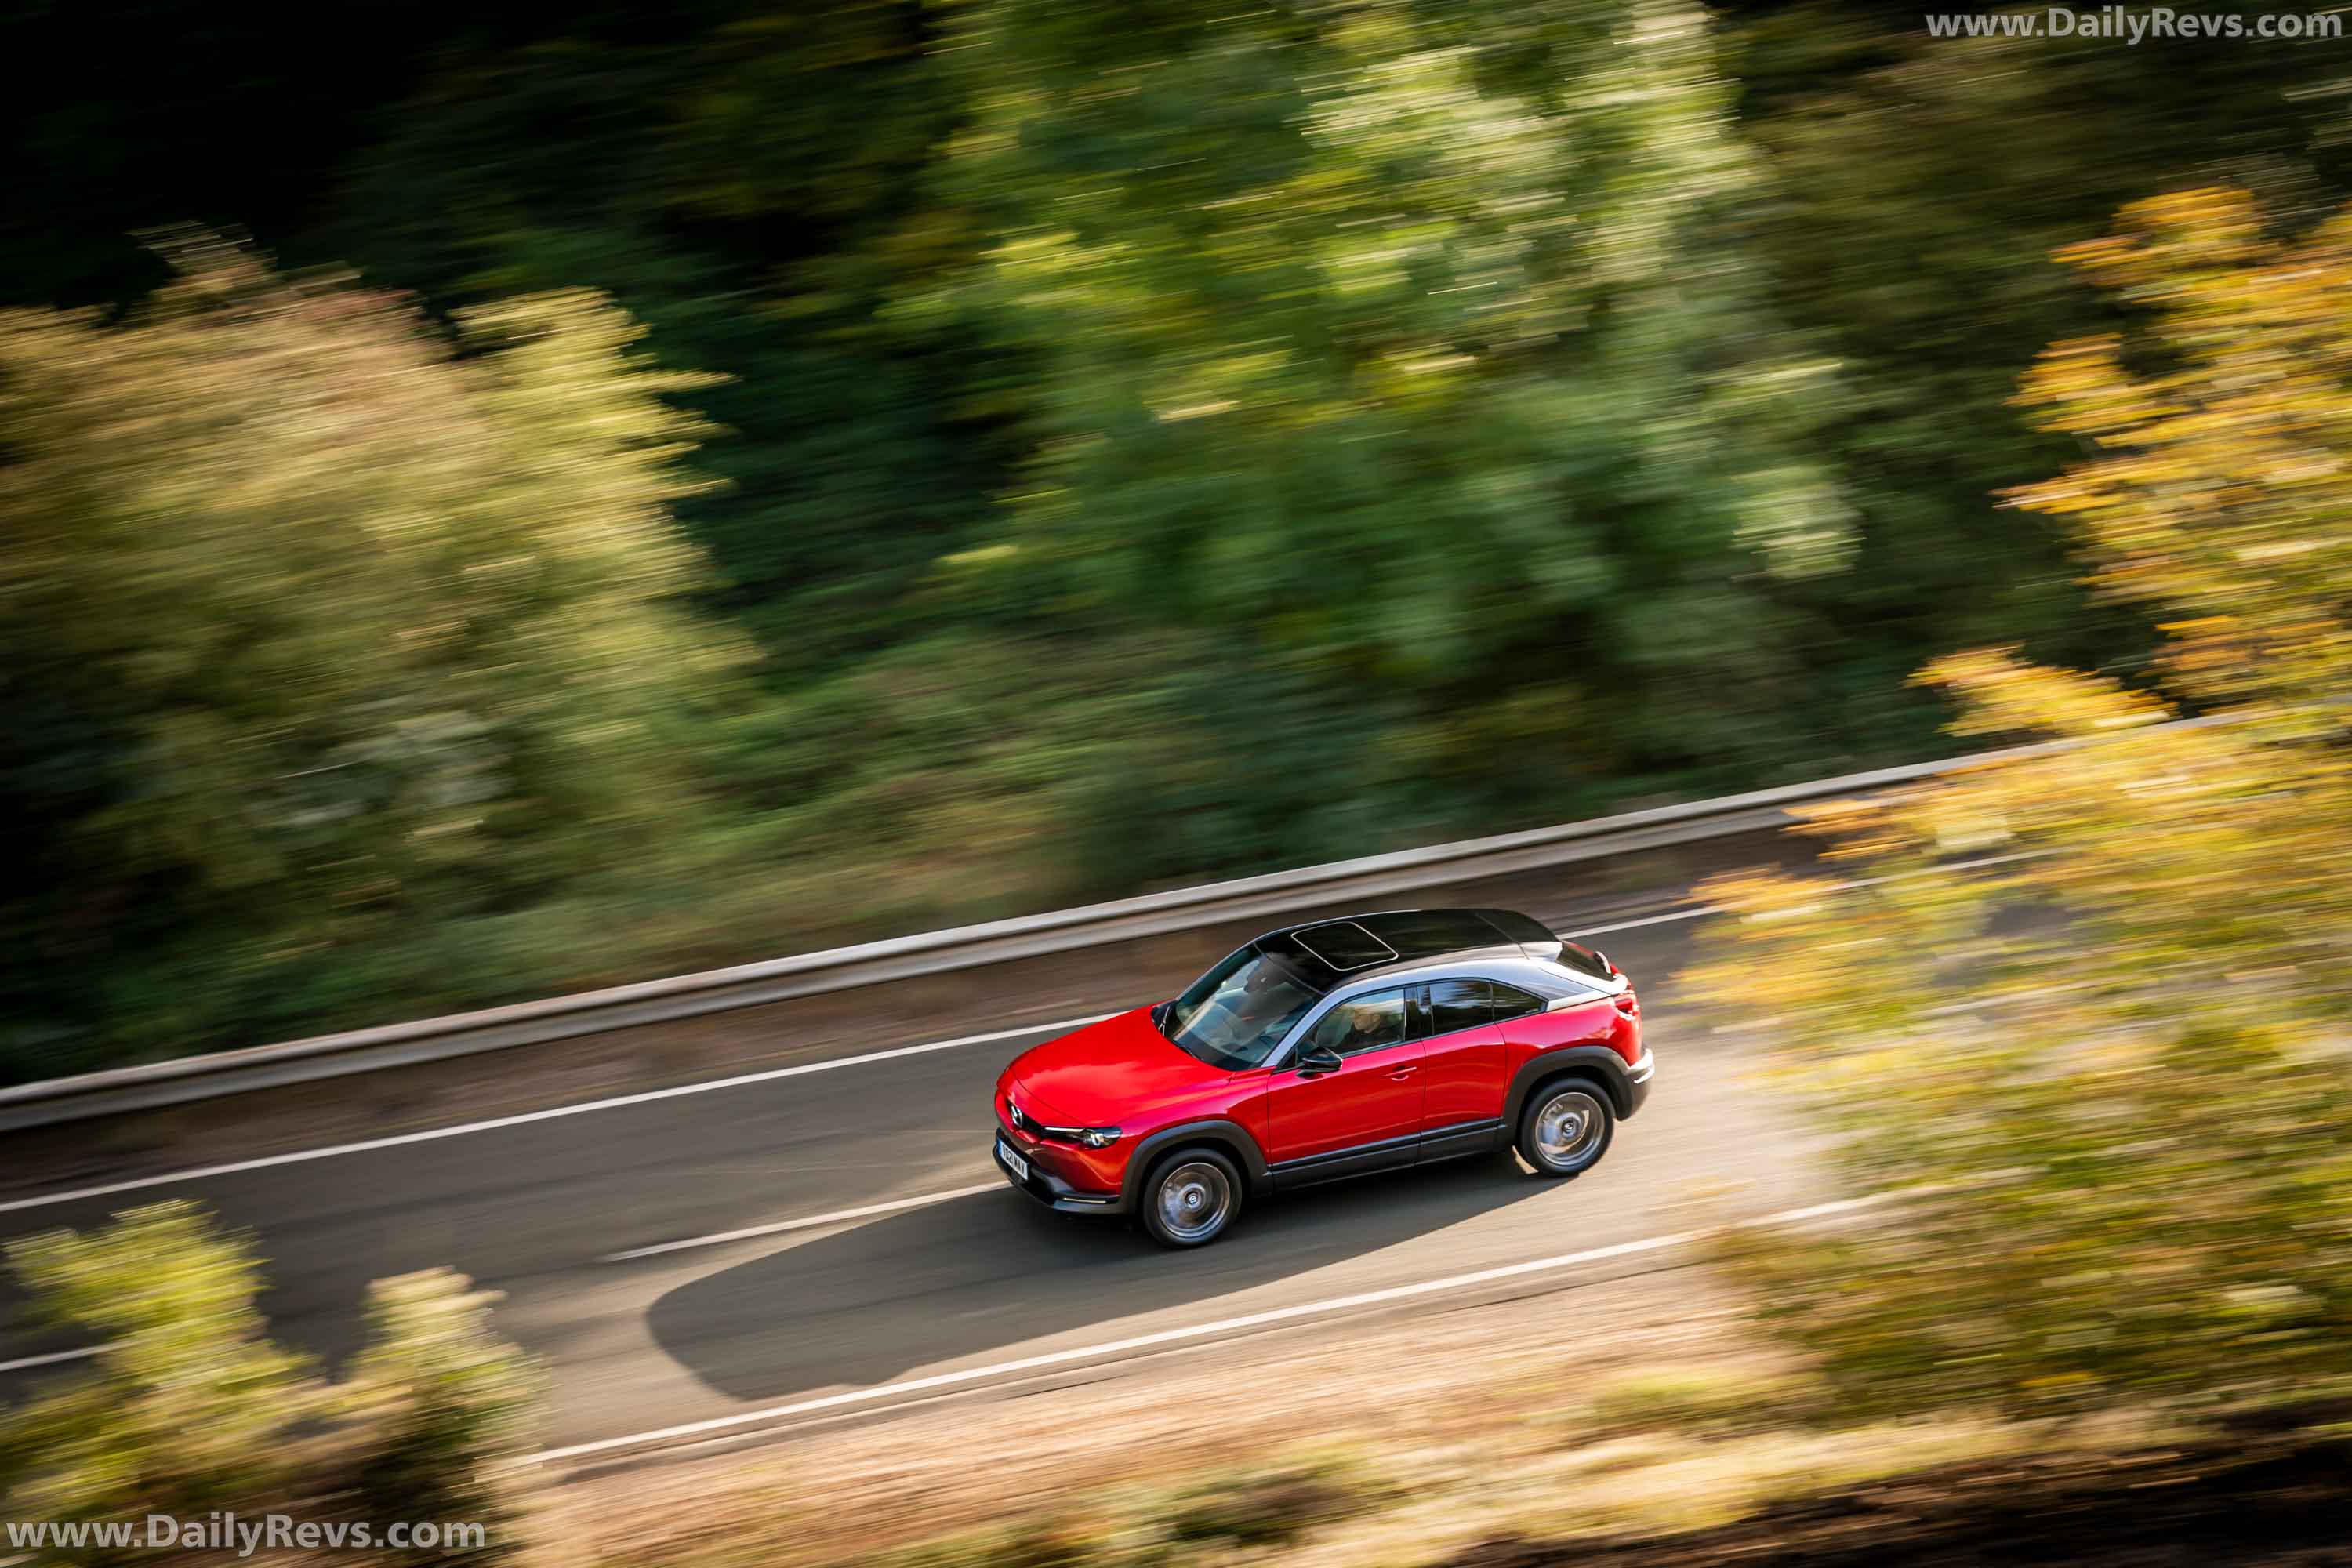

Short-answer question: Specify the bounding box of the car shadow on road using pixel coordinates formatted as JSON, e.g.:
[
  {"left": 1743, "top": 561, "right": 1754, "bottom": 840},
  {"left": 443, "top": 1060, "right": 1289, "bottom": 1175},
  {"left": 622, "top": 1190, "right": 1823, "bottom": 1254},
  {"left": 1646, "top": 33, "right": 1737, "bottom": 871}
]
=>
[{"left": 645, "top": 1152, "right": 1563, "bottom": 1403}]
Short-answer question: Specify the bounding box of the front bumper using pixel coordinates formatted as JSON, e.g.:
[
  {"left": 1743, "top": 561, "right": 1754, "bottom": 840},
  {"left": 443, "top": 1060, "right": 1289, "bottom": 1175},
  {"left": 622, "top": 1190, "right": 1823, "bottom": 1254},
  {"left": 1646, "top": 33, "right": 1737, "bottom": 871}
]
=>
[
  {"left": 993, "top": 1128, "right": 1128, "bottom": 1215},
  {"left": 1623, "top": 1047, "right": 1655, "bottom": 1118}
]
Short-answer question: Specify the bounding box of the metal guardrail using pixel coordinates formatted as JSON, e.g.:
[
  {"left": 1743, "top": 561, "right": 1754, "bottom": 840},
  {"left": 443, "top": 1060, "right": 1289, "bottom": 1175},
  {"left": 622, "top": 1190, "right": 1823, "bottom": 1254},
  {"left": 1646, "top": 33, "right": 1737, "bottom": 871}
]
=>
[{"left": 0, "top": 736, "right": 2091, "bottom": 1131}]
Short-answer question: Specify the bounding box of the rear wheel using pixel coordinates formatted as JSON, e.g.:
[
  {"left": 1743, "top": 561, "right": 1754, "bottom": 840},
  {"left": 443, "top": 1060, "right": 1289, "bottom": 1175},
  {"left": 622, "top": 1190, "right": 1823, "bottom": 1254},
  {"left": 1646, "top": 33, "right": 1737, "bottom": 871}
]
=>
[
  {"left": 1140, "top": 1147, "right": 1243, "bottom": 1247},
  {"left": 1518, "top": 1080, "right": 1614, "bottom": 1178}
]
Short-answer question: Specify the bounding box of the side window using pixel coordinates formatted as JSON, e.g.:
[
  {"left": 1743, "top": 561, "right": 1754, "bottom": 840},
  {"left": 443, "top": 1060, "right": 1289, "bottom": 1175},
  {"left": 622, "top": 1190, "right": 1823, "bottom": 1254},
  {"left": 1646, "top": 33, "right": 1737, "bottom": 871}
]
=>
[
  {"left": 1489, "top": 982, "right": 1545, "bottom": 1022},
  {"left": 1304, "top": 988, "right": 1409, "bottom": 1058},
  {"left": 1427, "top": 978, "right": 1494, "bottom": 1036}
]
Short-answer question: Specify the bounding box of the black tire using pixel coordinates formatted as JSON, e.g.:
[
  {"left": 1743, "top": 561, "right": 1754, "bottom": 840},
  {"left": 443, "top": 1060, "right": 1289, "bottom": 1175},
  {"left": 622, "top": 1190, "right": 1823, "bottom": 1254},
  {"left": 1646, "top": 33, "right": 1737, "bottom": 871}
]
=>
[
  {"left": 1516, "top": 1078, "right": 1615, "bottom": 1178},
  {"left": 1138, "top": 1146, "right": 1244, "bottom": 1247}
]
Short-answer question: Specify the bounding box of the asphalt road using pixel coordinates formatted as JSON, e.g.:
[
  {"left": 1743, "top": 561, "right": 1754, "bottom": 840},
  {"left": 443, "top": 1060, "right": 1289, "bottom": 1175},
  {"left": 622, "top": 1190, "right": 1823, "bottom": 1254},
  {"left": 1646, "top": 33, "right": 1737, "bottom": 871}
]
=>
[{"left": 0, "top": 898, "right": 1828, "bottom": 1457}]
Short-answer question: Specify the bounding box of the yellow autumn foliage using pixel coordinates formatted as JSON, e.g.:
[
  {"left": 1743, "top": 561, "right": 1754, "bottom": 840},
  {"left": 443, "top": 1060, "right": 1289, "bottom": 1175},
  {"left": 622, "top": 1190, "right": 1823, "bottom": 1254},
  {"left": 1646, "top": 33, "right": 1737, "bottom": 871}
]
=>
[{"left": 1689, "top": 190, "right": 2352, "bottom": 1416}]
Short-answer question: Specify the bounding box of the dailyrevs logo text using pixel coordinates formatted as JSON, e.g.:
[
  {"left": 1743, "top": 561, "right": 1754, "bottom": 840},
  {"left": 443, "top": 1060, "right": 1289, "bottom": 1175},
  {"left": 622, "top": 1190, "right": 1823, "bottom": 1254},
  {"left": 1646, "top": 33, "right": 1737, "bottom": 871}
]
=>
[
  {"left": 1926, "top": 7, "right": 2343, "bottom": 42},
  {"left": 5, "top": 1512, "right": 487, "bottom": 1558}
]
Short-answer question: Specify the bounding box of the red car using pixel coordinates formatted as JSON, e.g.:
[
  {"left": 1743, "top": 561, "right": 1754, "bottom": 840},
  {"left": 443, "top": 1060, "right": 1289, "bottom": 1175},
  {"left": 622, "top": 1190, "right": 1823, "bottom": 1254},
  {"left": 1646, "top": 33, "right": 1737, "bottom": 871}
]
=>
[{"left": 992, "top": 907, "right": 1652, "bottom": 1247}]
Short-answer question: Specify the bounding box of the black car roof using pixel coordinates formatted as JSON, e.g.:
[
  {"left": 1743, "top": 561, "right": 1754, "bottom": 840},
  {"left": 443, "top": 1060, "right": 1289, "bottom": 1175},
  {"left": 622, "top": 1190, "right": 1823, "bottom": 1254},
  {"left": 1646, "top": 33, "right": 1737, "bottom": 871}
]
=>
[{"left": 1254, "top": 908, "right": 1559, "bottom": 989}]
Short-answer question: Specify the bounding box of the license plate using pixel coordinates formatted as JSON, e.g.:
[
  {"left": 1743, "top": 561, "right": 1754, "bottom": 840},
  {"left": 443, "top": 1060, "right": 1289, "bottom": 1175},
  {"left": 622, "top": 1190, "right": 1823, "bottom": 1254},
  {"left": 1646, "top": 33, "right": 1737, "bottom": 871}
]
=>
[{"left": 997, "top": 1138, "right": 1030, "bottom": 1182}]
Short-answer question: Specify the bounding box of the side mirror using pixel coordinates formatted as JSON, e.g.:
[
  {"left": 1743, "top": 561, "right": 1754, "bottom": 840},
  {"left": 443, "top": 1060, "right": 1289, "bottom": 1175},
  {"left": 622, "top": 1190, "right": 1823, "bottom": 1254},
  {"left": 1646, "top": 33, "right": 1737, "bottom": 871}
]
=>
[{"left": 1295, "top": 1045, "right": 1344, "bottom": 1076}]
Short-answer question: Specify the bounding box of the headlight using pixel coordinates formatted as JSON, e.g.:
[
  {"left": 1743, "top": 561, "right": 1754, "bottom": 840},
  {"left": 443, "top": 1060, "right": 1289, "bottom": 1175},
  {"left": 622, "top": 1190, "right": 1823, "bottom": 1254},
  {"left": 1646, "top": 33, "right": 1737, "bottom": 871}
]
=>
[{"left": 1074, "top": 1127, "right": 1123, "bottom": 1149}]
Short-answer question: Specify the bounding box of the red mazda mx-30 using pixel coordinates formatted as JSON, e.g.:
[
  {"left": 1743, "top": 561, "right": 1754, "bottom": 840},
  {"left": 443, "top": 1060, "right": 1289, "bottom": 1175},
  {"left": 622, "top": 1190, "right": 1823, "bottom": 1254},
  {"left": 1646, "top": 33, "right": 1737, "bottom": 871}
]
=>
[{"left": 991, "top": 907, "right": 1653, "bottom": 1247}]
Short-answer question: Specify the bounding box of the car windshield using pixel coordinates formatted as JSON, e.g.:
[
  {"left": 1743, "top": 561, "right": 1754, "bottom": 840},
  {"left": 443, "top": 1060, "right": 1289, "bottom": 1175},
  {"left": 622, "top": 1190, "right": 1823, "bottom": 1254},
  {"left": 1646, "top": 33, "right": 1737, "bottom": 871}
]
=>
[{"left": 1160, "top": 943, "right": 1329, "bottom": 1070}]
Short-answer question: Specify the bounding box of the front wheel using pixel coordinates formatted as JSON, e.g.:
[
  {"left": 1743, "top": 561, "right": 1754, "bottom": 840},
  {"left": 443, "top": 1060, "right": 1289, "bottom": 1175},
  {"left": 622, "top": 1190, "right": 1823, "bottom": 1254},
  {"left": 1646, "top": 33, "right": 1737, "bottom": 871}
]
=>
[
  {"left": 1139, "top": 1147, "right": 1243, "bottom": 1247},
  {"left": 1518, "top": 1080, "right": 1614, "bottom": 1178}
]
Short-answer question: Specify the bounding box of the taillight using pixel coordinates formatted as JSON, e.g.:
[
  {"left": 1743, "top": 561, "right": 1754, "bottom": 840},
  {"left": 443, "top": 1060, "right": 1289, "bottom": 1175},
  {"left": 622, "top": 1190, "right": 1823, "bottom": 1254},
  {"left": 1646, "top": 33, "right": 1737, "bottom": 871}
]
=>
[{"left": 1613, "top": 989, "right": 1639, "bottom": 1018}]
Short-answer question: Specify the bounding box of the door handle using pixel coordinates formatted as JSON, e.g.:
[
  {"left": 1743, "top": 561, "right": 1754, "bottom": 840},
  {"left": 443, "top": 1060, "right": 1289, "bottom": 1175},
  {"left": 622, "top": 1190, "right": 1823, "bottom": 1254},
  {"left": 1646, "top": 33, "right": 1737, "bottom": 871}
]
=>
[{"left": 1388, "top": 1066, "right": 1418, "bottom": 1080}]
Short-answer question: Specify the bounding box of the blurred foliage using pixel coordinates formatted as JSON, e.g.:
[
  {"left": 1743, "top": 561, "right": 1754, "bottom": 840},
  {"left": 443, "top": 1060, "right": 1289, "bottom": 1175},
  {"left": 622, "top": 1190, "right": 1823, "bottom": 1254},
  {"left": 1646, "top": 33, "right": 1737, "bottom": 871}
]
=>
[
  {"left": 1729, "top": 0, "right": 2352, "bottom": 677},
  {"left": 2016, "top": 187, "right": 2352, "bottom": 710},
  {"left": 0, "top": 1203, "right": 541, "bottom": 1564},
  {"left": 873, "top": 1457, "right": 1380, "bottom": 1568},
  {"left": 0, "top": 1203, "right": 323, "bottom": 1550},
  {"left": 1690, "top": 187, "right": 2352, "bottom": 1417},
  {"left": 347, "top": 1272, "right": 543, "bottom": 1566},
  {"left": 1577, "top": 1366, "right": 1823, "bottom": 1441},
  {"left": 935, "top": 0, "right": 1866, "bottom": 789},
  {"left": 1163, "top": 1460, "right": 1367, "bottom": 1548},
  {"left": 6, "top": 2, "right": 2352, "bottom": 1067},
  {"left": 0, "top": 243, "right": 747, "bottom": 1073}
]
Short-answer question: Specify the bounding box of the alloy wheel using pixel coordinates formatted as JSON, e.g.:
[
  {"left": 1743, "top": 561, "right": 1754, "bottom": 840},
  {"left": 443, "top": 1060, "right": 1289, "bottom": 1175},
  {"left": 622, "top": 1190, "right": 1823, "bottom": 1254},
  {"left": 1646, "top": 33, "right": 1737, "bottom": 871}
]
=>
[
  {"left": 1534, "top": 1088, "right": 1607, "bottom": 1171},
  {"left": 1155, "top": 1160, "right": 1233, "bottom": 1242}
]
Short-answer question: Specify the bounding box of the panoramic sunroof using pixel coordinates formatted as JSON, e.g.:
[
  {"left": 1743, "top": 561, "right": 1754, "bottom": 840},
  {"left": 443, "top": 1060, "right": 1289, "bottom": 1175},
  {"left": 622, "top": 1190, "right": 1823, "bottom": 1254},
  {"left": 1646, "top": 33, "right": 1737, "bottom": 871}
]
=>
[
  {"left": 1358, "top": 909, "right": 1508, "bottom": 959},
  {"left": 1290, "top": 920, "right": 1399, "bottom": 970}
]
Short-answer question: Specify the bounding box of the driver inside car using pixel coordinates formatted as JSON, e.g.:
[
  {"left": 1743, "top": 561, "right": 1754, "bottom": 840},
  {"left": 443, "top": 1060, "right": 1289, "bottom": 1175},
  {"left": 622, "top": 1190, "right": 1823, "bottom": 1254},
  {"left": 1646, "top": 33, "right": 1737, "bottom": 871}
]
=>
[{"left": 1321, "top": 999, "right": 1395, "bottom": 1056}]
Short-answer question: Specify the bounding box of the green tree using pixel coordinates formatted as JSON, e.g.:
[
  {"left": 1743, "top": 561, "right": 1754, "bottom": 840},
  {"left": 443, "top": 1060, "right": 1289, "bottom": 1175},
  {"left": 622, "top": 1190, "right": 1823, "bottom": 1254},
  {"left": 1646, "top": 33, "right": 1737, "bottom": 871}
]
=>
[
  {"left": 920, "top": 0, "right": 1864, "bottom": 874},
  {"left": 0, "top": 240, "right": 745, "bottom": 1076},
  {"left": 1724, "top": 1, "right": 2352, "bottom": 691},
  {"left": 328, "top": 7, "right": 1017, "bottom": 677}
]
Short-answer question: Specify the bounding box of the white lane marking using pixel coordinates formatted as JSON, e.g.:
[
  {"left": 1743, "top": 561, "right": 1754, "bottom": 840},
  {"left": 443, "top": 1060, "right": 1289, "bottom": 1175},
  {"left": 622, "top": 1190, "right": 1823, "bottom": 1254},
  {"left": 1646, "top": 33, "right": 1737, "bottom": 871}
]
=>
[
  {"left": 533, "top": 1188, "right": 1904, "bottom": 1465},
  {"left": 0, "top": 1345, "right": 106, "bottom": 1374},
  {"left": 602, "top": 1182, "right": 1004, "bottom": 1262},
  {"left": 1564, "top": 908, "right": 1708, "bottom": 937},
  {"left": 0, "top": 1015, "right": 1115, "bottom": 1218}
]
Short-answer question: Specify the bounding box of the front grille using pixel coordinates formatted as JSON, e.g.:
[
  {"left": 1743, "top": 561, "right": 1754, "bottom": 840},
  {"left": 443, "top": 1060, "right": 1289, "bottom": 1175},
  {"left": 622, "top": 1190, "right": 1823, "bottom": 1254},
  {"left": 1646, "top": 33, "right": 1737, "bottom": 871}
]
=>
[{"left": 1006, "top": 1096, "right": 1041, "bottom": 1137}]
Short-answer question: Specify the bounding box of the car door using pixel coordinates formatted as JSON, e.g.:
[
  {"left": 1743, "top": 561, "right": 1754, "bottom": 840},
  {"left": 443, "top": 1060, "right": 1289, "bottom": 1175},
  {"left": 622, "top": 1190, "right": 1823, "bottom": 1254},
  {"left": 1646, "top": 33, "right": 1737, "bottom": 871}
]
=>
[
  {"left": 1415, "top": 978, "right": 1509, "bottom": 1147},
  {"left": 1261, "top": 986, "right": 1425, "bottom": 1176}
]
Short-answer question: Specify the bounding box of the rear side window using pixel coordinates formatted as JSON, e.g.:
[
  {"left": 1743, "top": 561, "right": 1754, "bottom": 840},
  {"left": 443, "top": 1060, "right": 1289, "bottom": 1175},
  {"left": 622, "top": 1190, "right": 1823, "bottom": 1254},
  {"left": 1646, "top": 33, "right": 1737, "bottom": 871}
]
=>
[
  {"left": 1490, "top": 982, "right": 1545, "bottom": 1022},
  {"left": 1418, "top": 978, "right": 1548, "bottom": 1032},
  {"left": 1426, "top": 978, "right": 1494, "bottom": 1036},
  {"left": 1305, "top": 988, "right": 1409, "bottom": 1057}
]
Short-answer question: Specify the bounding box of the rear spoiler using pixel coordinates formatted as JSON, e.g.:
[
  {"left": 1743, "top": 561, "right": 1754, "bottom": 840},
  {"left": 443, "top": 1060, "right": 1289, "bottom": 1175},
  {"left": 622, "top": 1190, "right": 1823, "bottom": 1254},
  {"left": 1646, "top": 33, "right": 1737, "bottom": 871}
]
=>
[{"left": 1545, "top": 941, "right": 1628, "bottom": 1004}]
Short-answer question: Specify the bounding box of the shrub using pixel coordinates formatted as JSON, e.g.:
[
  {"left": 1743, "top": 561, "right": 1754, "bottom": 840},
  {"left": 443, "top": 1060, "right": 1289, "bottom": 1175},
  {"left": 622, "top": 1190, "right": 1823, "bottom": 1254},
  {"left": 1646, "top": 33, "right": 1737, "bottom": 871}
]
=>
[
  {"left": 345, "top": 1271, "right": 544, "bottom": 1565},
  {"left": 0, "top": 1202, "right": 325, "bottom": 1560},
  {"left": 0, "top": 1207, "right": 543, "bottom": 1565}
]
